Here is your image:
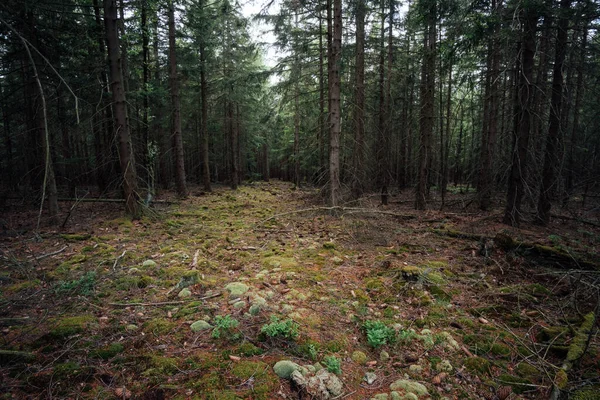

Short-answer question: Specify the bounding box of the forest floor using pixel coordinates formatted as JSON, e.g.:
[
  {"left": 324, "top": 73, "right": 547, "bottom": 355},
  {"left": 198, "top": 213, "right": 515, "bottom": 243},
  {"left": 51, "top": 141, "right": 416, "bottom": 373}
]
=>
[{"left": 1, "top": 180, "right": 599, "bottom": 400}]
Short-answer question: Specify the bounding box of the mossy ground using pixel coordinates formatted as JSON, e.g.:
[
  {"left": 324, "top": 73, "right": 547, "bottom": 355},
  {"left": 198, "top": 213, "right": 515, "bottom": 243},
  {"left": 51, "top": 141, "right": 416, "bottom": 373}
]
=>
[{"left": 1, "top": 181, "right": 599, "bottom": 399}]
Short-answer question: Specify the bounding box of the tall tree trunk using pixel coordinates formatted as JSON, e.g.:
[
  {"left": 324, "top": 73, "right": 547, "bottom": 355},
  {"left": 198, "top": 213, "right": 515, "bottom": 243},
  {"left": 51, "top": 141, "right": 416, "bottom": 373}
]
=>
[
  {"left": 293, "top": 12, "right": 300, "bottom": 188},
  {"left": 351, "top": 0, "right": 366, "bottom": 199},
  {"left": 328, "top": 0, "right": 341, "bottom": 206},
  {"left": 478, "top": 0, "right": 503, "bottom": 210},
  {"left": 1, "top": 84, "right": 14, "bottom": 189},
  {"left": 564, "top": 27, "right": 587, "bottom": 204},
  {"left": 168, "top": 0, "right": 188, "bottom": 198},
  {"left": 151, "top": 9, "right": 168, "bottom": 191},
  {"left": 536, "top": 0, "right": 571, "bottom": 224},
  {"left": 104, "top": 0, "right": 140, "bottom": 217},
  {"left": 503, "top": 7, "right": 537, "bottom": 226},
  {"left": 318, "top": 5, "right": 325, "bottom": 178},
  {"left": 229, "top": 100, "right": 238, "bottom": 189},
  {"left": 199, "top": 6, "right": 211, "bottom": 191},
  {"left": 118, "top": 0, "right": 129, "bottom": 93},
  {"left": 415, "top": 0, "right": 436, "bottom": 210},
  {"left": 141, "top": 0, "right": 149, "bottom": 186},
  {"left": 386, "top": 0, "right": 394, "bottom": 186},
  {"left": 93, "top": 0, "right": 111, "bottom": 191},
  {"left": 440, "top": 54, "right": 452, "bottom": 209},
  {"left": 376, "top": 0, "right": 387, "bottom": 190}
]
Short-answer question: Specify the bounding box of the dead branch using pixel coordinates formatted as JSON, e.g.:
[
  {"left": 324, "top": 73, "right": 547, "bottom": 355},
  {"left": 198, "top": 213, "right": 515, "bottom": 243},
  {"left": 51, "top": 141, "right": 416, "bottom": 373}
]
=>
[
  {"left": 112, "top": 250, "right": 127, "bottom": 271},
  {"left": 33, "top": 245, "right": 67, "bottom": 260}
]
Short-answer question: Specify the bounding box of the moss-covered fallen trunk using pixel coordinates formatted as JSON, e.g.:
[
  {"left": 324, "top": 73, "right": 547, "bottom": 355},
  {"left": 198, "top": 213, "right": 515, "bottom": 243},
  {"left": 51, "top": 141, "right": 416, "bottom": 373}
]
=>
[
  {"left": 433, "top": 229, "right": 599, "bottom": 270},
  {"left": 549, "top": 312, "right": 597, "bottom": 400}
]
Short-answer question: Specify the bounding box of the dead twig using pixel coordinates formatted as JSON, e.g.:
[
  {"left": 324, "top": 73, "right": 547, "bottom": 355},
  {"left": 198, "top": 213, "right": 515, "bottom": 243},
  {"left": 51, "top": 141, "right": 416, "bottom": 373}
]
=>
[
  {"left": 112, "top": 250, "right": 127, "bottom": 271},
  {"left": 32, "top": 245, "right": 68, "bottom": 260}
]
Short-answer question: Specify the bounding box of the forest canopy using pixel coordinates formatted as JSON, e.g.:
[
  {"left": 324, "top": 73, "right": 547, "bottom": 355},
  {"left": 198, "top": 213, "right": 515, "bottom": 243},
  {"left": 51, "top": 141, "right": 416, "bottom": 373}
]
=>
[{"left": 0, "top": 0, "right": 599, "bottom": 226}]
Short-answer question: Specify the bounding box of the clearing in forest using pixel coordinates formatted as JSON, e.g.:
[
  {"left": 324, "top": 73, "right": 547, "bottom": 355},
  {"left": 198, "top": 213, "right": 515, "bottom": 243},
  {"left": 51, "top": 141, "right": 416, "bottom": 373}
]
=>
[{"left": 1, "top": 181, "right": 599, "bottom": 399}]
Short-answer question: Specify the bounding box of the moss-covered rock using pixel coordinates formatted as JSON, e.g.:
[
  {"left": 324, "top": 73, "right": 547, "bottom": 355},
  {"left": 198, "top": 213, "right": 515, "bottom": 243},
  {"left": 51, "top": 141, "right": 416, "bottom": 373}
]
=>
[
  {"left": 389, "top": 379, "right": 429, "bottom": 396},
  {"left": 225, "top": 282, "right": 250, "bottom": 298},
  {"left": 142, "top": 259, "right": 157, "bottom": 268},
  {"left": 191, "top": 320, "right": 212, "bottom": 332},
  {"left": 463, "top": 357, "right": 490, "bottom": 374},
  {"left": 273, "top": 360, "right": 301, "bottom": 379},
  {"left": 351, "top": 351, "right": 368, "bottom": 365}
]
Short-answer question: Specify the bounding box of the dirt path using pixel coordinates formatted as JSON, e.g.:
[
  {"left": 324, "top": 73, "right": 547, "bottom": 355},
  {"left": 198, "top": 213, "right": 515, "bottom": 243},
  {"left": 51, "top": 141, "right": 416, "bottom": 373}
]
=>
[{"left": 1, "top": 181, "right": 598, "bottom": 399}]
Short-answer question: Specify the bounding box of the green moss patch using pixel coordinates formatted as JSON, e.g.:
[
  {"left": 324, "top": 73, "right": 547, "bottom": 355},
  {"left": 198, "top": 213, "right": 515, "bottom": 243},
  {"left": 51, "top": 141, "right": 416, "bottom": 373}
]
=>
[
  {"left": 48, "top": 315, "right": 95, "bottom": 338},
  {"left": 230, "top": 361, "right": 278, "bottom": 399}
]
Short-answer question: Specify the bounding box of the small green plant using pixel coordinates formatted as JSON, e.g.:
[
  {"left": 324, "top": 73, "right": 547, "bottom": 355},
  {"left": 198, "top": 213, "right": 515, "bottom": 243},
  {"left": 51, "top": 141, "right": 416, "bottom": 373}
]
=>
[
  {"left": 260, "top": 316, "right": 299, "bottom": 340},
  {"left": 323, "top": 356, "right": 341, "bottom": 375},
  {"left": 212, "top": 315, "right": 239, "bottom": 339},
  {"left": 55, "top": 271, "right": 96, "bottom": 295},
  {"left": 363, "top": 320, "right": 396, "bottom": 348},
  {"left": 397, "top": 329, "right": 417, "bottom": 344}
]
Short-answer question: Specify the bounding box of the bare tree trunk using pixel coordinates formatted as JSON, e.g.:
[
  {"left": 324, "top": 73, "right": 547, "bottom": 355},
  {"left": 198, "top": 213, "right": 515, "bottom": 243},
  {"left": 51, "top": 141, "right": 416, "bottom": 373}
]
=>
[
  {"left": 440, "top": 54, "right": 452, "bottom": 209},
  {"left": 104, "top": 0, "right": 140, "bottom": 217},
  {"left": 564, "top": 27, "right": 587, "bottom": 204},
  {"left": 293, "top": 11, "right": 300, "bottom": 188},
  {"left": 168, "top": 0, "right": 188, "bottom": 198},
  {"left": 503, "top": 7, "right": 537, "bottom": 226},
  {"left": 328, "top": 0, "right": 341, "bottom": 206},
  {"left": 1, "top": 84, "right": 14, "bottom": 189},
  {"left": 141, "top": 0, "right": 149, "bottom": 186},
  {"left": 478, "top": 0, "right": 503, "bottom": 210},
  {"left": 536, "top": 0, "right": 571, "bottom": 224},
  {"left": 415, "top": 2, "right": 436, "bottom": 211},
  {"left": 376, "top": 0, "right": 387, "bottom": 190},
  {"left": 199, "top": 7, "right": 211, "bottom": 191},
  {"left": 351, "top": 0, "right": 366, "bottom": 199},
  {"left": 318, "top": 6, "right": 325, "bottom": 178},
  {"left": 229, "top": 100, "right": 238, "bottom": 189}
]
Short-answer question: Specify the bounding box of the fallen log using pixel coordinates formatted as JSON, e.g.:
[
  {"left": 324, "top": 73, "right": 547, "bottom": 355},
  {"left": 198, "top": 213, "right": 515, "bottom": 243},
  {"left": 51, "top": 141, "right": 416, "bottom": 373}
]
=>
[{"left": 433, "top": 229, "right": 600, "bottom": 270}]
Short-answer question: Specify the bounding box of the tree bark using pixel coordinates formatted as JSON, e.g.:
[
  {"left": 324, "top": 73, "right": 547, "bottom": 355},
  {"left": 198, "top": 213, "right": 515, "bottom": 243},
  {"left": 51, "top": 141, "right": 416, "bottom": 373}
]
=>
[
  {"left": 503, "top": 7, "right": 537, "bottom": 226},
  {"left": 478, "top": 0, "right": 503, "bottom": 210},
  {"left": 104, "top": 0, "right": 140, "bottom": 218},
  {"left": 168, "top": 0, "right": 188, "bottom": 198},
  {"left": 328, "top": 0, "right": 341, "bottom": 206},
  {"left": 415, "top": 0, "right": 436, "bottom": 210},
  {"left": 141, "top": 0, "right": 150, "bottom": 185},
  {"left": 351, "top": 0, "right": 365, "bottom": 199},
  {"left": 536, "top": 0, "right": 571, "bottom": 224},
  {"left": 199, "top": 2, "right": 211, "bottom": 191},
  {"left": 564, "top": 27, "right": 587, "bottom": 204},
  {"left": 318, "top": 5, "right": 325, "bottom": 178}
]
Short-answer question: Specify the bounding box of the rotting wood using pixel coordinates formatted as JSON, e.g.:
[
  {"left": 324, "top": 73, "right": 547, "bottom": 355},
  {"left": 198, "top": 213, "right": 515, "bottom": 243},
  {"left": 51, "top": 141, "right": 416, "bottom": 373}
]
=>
[{"left": 433, "top": 229, "right": 599, "bottom": 270}]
